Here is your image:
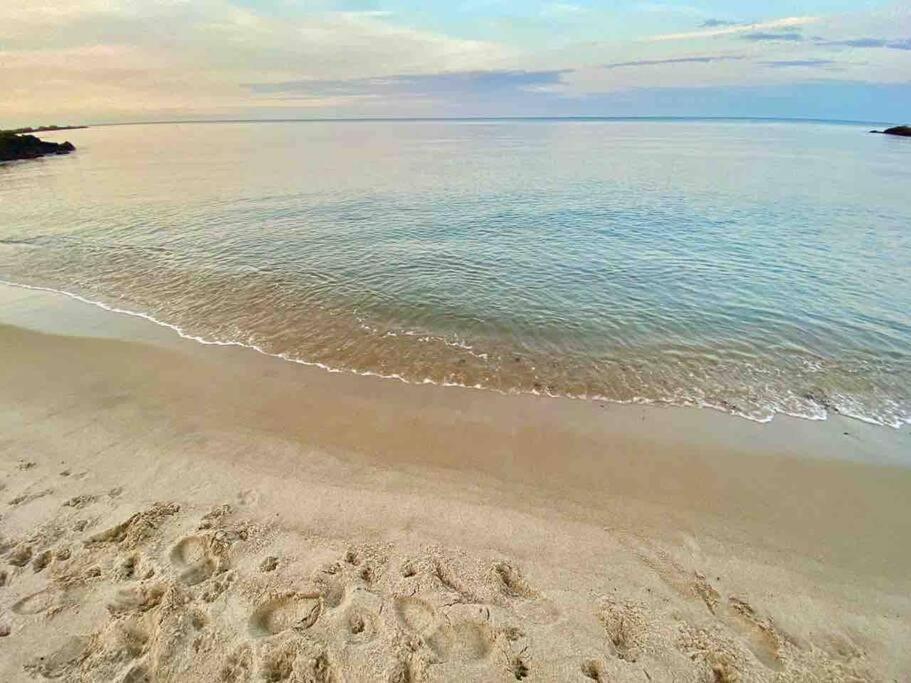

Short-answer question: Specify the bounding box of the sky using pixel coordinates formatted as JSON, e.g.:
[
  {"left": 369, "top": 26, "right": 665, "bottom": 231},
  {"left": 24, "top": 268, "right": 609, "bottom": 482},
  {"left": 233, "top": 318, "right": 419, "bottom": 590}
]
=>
[{"left": 1, "top": 1, "right": 910, "bottom": 126}]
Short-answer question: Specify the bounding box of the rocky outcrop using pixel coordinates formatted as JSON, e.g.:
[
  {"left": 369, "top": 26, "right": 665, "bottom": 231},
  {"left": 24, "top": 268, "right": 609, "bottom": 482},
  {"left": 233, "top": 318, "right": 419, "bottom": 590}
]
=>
[
  {"left": 0, "top": 133, "right": 76, "bottom": 162},
  {"left": 870, "top": 125, "right": 911, "bottom": 137}
]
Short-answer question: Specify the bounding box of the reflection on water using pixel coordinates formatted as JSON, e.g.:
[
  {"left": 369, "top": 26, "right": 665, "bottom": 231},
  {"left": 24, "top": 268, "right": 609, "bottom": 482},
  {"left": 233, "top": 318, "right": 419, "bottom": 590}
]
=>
[{"left": 1, "top": 120, "right": 909, "bottom": 426}]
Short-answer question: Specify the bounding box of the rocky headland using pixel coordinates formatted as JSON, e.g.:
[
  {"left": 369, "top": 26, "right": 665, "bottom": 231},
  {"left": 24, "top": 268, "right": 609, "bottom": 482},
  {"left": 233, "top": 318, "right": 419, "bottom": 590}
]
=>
[{"left": 0, "top": 131, "right": 77, "bottom": 162}]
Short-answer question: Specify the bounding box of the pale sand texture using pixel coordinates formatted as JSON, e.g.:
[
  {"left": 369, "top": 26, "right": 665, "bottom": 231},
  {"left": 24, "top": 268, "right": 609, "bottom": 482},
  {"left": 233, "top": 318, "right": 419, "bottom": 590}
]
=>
[{"left": 0, "top": 285, "right": 910, "bottom": 681}]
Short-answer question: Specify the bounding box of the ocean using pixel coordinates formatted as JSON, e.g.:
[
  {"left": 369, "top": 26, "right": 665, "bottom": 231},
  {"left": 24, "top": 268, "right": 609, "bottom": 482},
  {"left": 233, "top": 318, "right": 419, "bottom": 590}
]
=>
[{"left": 1, "top": 119, "right": 908, "bottom": 427}]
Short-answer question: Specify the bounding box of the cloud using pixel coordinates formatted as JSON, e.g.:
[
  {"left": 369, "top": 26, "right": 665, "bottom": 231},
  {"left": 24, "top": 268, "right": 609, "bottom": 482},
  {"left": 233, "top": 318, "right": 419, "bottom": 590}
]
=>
[
  {"left": 762, "top": 59, "right": 837, "bottom": 68},
  {"left": 701, "top": 19, "right": 739, "bottom": 28},
  {"left": 0, "top": 1, "right": 515, "bottom": 124},
  {"left": 816, "top": 37, "right": 911, "bottom": 50},
  {"left": 1, "top": 2, "right": 909, "bottom": 125},
  {"left": 648, "top": 16, "right": 817, "bottom": 42},
  {"left": 741, "top": 32, "right": 804, "bottom": 42},
  {"left": 246, "top": 70, "right": 570, "bottom": 100},
  {"left": 601, "top": 55, "right": 744, "bottom": 70}
]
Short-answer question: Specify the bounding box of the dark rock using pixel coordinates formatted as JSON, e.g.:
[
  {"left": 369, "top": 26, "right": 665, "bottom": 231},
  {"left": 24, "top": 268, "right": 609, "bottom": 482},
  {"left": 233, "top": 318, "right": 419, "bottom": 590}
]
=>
[
  {"left": 0, "top": 133, "right": 76, "bottom": 162},
  {"left": 870, "top": 125, "right": 911, "bottom": 137}
]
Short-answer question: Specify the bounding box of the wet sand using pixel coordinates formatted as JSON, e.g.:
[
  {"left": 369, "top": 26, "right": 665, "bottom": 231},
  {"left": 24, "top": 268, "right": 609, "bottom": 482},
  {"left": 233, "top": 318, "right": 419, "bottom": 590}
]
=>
[{"left": 1, "top": 284, "right": 909, "bottom": 681}]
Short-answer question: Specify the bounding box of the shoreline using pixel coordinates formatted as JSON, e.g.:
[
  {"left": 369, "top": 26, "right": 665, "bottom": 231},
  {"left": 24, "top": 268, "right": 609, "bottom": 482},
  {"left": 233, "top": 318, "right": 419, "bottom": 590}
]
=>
[
  {"left": 1, "top": 283, "right": 910, "bottom": 680},
  {"left": 1, "top": 279, "right": 904, "bottom": 432}
]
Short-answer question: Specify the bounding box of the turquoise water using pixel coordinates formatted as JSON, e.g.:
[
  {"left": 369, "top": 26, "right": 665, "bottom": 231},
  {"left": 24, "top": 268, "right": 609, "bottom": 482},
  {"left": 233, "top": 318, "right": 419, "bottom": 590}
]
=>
[{"left": 0, "top": 120, "right": 908, "bottom": 426}]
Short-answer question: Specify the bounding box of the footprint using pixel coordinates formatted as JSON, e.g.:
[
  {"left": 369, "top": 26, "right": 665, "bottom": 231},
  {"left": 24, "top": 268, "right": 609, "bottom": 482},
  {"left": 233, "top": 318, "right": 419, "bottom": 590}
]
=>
[
  {"left": 727, "top": 597, "right": 783, "bottom": 671},
  {"left": 32, "top": 549, "right": 52, "bottom": 573},
  {"left": 598, "top": 599, "right": 649, "bottom": 663},
  {"left": 116, "top": 553, "right": 151, "bottom": 581},
  {"left": 426, "top": 621, "right": 493, "bottom": 663},
  {"left": 116, "top": 619, "right": 151, "bottom": 659},
  {"left": 490, "top": 561, "right": 536, "bottom": 599},
  {"left": 12, "top": 588, "right": 57, "bottom": 615},
  {"left": 506, "top": 652, "right": 530, "bottom": 680},
  {"left": 693, "top": 572, "right": 721, "bottom": 615},
  {"left": 170, "top": 536, "right": 217, "bottom": 585},
  {"left": 63, "top": 494, "right": 99, "bottom": 510},
  {"left": 202, "top": 569, "right": 236, "bottom": 603},
  {"left": 394, "top": 596, "right": 438, "bottom": 636},
  {"left": 221, "top": 644, "right": 253, "bottom": 682},
  {"left": 249, "top": 592, "right": 322, "bottom": 637},
  {"left": 581, "top": 659, "right": 607, "bottom": 681},
  {"left": 88, "top": 502, "right": 180, "bottom": 546},
  {"left": 198, "top": 504, "right": 232, "bottom": 531},
  {"left": 343, "top": 606, "right": 378, "bottom": 644},
  {"left": 676, "top": 623, "right": 750, "bottom": 683},
  {"left": 25, "top": 635, "right": 90, "bottom": 679},
  {"left": 430, "top": 559, "right": 480, "bottom": 602},
  {"left": 8, "top": 543, "right": 33, "bottom": 567},
  {"left": 515, "top": 597, "right": 560, "bottom": 626},
  {"left": 9, "top": 488, "right": 54, "bottom": 507},
  {"left": 108, "top": 583, "right": 166, "bottom": 614},
  {"left": 237, "top": 489, "right": 259, "bottom": 507}
]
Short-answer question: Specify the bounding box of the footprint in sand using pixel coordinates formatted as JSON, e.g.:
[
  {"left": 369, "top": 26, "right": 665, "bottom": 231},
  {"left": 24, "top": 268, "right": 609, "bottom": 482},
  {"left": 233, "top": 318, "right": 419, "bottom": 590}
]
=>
[
  {"left": 108, "top": 583, "right": 166, "bottom": 614},
  {"left": 394, "top": 596, "right": 494, "bottom": 663},
  {"left": 726, "top": 596, "right": 784, "bottom": 671},
  {"left": 249, "top": 592, "right": 323, "bottom": 637},
  {"left": 237, "top": 489, "right": 259, "bottom": 507},
  {"left": 335, "top": 587, "right": 381, "bottom": 645},
  {"left": 8, "top": 543, "right": 33, "bottom": 567},
  {"left": 676, "top": 623, "right": 750, "bottom": 683},
  {"left": 110, "top": 618, "right": 151, "bottom": 661},
  {"left": 581, "top": 659, "right": 607, "bottom": 681},
  {"left": 8, "top": 488, "right": 54, "bottom": 507},
  {"left": 490, "top": 561, "right": 536, "bottom": 599},
  {"left": 427, "top": 621, "right": 494, "bottom": 663},
  {"left": 170, "top": 536, "right": 217, "bottom": 585},
  {"left": 32, "top": 549, "right": 52, "bottom": 573},
  {"left": 394, "top": 596, "right": 438, "bottom": 637},
  {"left": 25, "top": 635, "right": 90, "bottom": 679},
  {"left": 12, "top": 588, "right": 58, "bottom": 615},
  {"left": 343, "top": 606, "right": 378, "bottom": 644},
  {"left": 490, "top": 560, "right": 560, "bottom": 625},
  {"left": 598, "top": 599, "right": 649, "bottom": 663}
]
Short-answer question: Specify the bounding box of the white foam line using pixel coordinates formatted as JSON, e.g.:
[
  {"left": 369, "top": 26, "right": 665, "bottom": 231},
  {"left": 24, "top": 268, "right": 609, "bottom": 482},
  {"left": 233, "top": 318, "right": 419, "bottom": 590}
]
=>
[{"left": 1, "top": 277, "right": 904, "bottom": 429}]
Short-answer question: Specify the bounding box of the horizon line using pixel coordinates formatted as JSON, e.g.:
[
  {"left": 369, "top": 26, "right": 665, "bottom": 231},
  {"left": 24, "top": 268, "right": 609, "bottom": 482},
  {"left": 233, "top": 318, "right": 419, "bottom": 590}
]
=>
[{"left": 78, "top": 115, "right": 894, "bottom": 128}]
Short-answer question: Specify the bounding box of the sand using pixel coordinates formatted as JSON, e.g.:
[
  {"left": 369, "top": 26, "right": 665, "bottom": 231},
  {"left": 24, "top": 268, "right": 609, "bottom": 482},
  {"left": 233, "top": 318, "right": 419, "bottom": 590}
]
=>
[{"left": 0, "top": 284, "right": 909, "bottom": 682}]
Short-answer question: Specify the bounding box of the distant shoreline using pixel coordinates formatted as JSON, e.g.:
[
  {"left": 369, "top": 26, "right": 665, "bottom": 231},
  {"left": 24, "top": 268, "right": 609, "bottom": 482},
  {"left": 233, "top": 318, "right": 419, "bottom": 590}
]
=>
[
  {"left": 2, "top": 125, "right": 88, "bottom": 134},
  {"left": 85, "top": 115, "right": 890, "bottom": 128}
]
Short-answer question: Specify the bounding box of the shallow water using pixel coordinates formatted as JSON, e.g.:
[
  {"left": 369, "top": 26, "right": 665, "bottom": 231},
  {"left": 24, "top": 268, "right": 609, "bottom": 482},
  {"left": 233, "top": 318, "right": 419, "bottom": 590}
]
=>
[{"left": 1, "top": 120, "right": 908, "bottom": 426}]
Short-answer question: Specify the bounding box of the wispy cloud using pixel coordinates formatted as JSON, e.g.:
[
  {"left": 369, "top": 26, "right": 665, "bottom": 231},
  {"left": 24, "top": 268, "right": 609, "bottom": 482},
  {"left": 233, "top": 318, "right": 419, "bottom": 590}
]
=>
[
  {"left": 601, "top": 55, "right": 744, "bottom": 70},
  {"left": 647, "top": 16, "right": 817, "bottom": 42},
  {"left": 701, "top": 19, "right": 740, "bottom": 28},
  {"left": 816, "top": 37, "right": 911, "bottom": 50},
  {"left": 762, "top": 59, "right": 837, "bottom": 69},
  {"left": 246, "top": 70, "right": 570, "bottom": 99},
  {"left": 741, "top": 32, "right": 804, "bottom": 42}
]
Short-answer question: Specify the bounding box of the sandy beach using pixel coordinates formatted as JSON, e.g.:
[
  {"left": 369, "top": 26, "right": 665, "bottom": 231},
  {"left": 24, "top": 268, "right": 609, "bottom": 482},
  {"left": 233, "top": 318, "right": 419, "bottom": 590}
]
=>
[{"left": 1, "top": 283, "right": 909, "bottom": 682}]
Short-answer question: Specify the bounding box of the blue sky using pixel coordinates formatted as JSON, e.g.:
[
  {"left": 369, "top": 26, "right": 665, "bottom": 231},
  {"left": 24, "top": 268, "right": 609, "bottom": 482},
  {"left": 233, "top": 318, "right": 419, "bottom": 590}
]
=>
[{"left": 1, "top": 1, "right": 909, "bottom": 125}]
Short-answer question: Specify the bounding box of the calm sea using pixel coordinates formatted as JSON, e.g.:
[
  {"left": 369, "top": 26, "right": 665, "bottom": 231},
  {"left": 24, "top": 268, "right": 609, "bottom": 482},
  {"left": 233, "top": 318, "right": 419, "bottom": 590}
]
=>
[{"left": 1, "top": 120, "right": 908, "bottom": 426}]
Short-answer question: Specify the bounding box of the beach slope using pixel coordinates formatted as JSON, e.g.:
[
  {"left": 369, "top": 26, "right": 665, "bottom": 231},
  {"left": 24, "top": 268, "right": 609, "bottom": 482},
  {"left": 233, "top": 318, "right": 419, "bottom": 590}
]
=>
[{"left": 0, "top": 285, "right": 909, "bottom": 681}]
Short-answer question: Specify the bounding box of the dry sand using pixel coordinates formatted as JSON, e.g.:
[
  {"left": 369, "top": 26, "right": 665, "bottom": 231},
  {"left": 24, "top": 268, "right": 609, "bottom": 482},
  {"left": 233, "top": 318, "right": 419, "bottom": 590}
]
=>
[{"left": 0, "top": 284, "right": 909, "bottom": 682}]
